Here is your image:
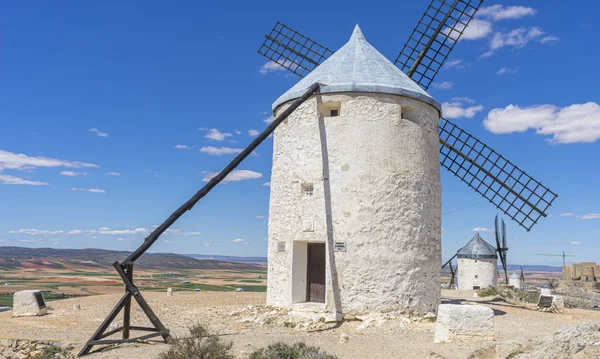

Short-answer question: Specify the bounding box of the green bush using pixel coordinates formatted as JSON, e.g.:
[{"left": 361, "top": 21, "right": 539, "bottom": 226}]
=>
[
  {"left": 33, "top": 345, "right": 74, "bottom": 359},
  {"left": 250, "top": 342, "right": 338, "bottom": 359},
  {"left": 160, "top": 324, "right": 234, "bottom": 359}
]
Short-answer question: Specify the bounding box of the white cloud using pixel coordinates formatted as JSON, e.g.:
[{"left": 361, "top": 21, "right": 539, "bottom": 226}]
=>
[
  {"left": 540, "top": 35, "right": 559, "bottom": 44},
  {"left": 232, "top": 238, "right": 247, "bottom": 243},
  {"left": 485, "top": 27, "right": 558, "bottom": 57},
  {"left": 433, "top": 81, "right": 453, "bottom": 90},
  {"left": 442, "top": 100, "right": 484, "bottom": 119},
  {"left": 444, "top": 19, "right": 493, "bottom": 41},
  {"left": 117, "top": 237, "right": 124, "bottom": 241},
  {"left": 174, "top": 145, "right": 191, "bottom": 150},
  {"left": 164, "top": 229, "right": 201, "bottom": 236},
  {"left": 496, "top": 67, "right": 517, "bottom": 75},
  {"left": 560, "top": 213, "right": 579, "bottom": 217},
  {"left": 204, "top": 128, "right": 233, "bottom": 141},
  {"left": 452, "top": 97, "right": 476, "bottom": 104},
  {"left": 472, "top": 227, "right": 494, "bottom": 233},
  {"left": 0, "top": 149, "right": 98, "bottom": 172},
  {"left": 60, "top": 171, "right": 88, "bottom": 176},
  {"left": 234, "top": 130, "right": 242, "bottom": 135},
  {"left": 248, "top": 129, "right": 259, "bottom": 137},
  {"left": 581, "top": 213, "right": 600, "bottom": 220},
  {"left": 444, "top": 59, "right": 468, "bottom": 70},
  {"left": 68, "top": 230, "right": 83, "bottom": 235},
  {"left": 256, "top": 216, "right": 266, "bottom": 219},
  {"left": 570, "top": 241, "right": 581, "bottom": 246},
  {"left": 205, "top": 243, "right": 211, "bottom": 247},
  {"left": 477, "top": 5, "right": 537, "bottom": 21},
  {"left": 199, "top": 146, "right": 243, "bottom": 155},
  {"left": 263, "top": 116, "right": 275, "bottom": 124},
  {"left": 202, "top": 169, "right": 262, "bottom": 183},
  {"left": 263, "top": 182, "right": 271, "bottom": 187},
  {"left": 483, "top": 102, "right": 600, "bottom": 144},
  {"left": 106, "top": 172, "right": 121, "bottom": 176},
  {"left": 9, "top": 229, "right": 64, "bottom": 235},
  {"left": 259, "top": 61, "right": 293, "bottom": 75},
  {"left": 89, "top": 128, "right": 108, "bottom": 137},
  {"left": 90, "top": 227, "right": 147, "bottom": 235},
  {"left": 70, "top": 187, "right": 107, "bottom": 193},
  {"left": 0, "top": 174, "right": 48, "bottom": 186}
]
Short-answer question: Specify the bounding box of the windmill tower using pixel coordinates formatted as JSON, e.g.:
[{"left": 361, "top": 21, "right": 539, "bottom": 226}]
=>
[
  {"left": 456, "top": 233, "right": 498, "bottom": 290},
  {"left": 267, "top": 26, "right": 442, "bottom": 315},
  {"left": 509, "top": 272, "right": 522, "bottom": 289},
  {"left": 258, "top": 0, "right": 557, "bottom": 317}
]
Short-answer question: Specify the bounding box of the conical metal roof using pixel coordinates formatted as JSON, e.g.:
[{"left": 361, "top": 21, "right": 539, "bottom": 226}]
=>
[
  {"left": 272, "top": 25, "right": 442, "bottom": 113},
  {"left": 457, "top": 233, "right": 498, "bottom": 259}
]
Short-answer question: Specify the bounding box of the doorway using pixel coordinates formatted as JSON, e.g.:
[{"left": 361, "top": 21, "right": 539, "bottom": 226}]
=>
[{"left": 306, "top": 243, "right": 326, "bottom": 303}]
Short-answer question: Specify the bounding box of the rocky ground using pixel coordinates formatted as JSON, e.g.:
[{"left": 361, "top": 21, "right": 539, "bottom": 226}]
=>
[{"left": 1, "top": 289, "right": 600, "bottom": 358}]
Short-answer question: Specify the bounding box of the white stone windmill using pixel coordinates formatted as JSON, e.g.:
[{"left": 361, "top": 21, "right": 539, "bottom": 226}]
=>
[
  {"left": 257, "top": 0, "right": 557, "bottom": 317},
  {"left": 455, "top": 233, "right": 498, "bottom": 290}
]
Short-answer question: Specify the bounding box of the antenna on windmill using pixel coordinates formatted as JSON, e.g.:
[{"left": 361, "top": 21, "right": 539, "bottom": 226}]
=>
[{"left": 494, "top": 215, "right": 509, "bottom": 284}]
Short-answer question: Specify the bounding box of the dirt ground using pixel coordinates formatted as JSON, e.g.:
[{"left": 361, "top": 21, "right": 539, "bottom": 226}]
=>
[{"left": 1, "top": 289, "right": 600, "bottom": 359}]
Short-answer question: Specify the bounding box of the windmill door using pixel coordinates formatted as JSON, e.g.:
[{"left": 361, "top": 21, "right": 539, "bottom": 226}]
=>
[{"left": 306, "top": 243, "right": 326, "bottom": 303}]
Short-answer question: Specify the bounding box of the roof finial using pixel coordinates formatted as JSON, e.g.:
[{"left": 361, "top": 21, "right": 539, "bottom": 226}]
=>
[{"left": 350, "top": 24, "right": 366, "bottom": 41}]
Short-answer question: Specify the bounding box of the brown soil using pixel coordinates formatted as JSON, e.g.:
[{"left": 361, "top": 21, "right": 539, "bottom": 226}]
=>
[{"left": 1, "top": 289, "right": 599, "bottom": 359}]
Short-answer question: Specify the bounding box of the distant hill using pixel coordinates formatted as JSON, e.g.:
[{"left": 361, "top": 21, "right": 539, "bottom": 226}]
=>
[
  {"left": 0, "top": 246, "right": 265, "bottom": 271},
  {"left": 185, "top": 254, "right": 267, "bottom": 264},
  {"left": 503, "top": 264, "right": 562, "bottom": 273}
]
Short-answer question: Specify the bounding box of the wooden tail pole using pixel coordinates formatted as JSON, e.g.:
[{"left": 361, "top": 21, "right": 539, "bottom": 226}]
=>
[{"left": 78, "top": 83, "right": 320, "bottom": 356}]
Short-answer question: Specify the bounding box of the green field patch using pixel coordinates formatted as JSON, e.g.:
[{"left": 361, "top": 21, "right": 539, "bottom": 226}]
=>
[
  {"left": 61, "top": 271, "right": 116, "bottom": 277},
  {"left": 238, "top": 279, "right": 263, "bottom": 283},
  {"left": 176, "top": 283, "right": 236, "bottom": 291},
  {"left": 237, "top": 285, "right": 267, "bottom": 292},
  {"left": 0, "top": 295, "right": 12, "bottom": 307}
]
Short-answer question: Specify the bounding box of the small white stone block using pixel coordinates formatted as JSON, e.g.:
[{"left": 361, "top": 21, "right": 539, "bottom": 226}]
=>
[
  {"left": 434, "top": 304, "right": 494, "bottom": 343},
  {"left": 167, "top": 288, "right": 173, "bottom": 296},
  {"left": 12, "top": 290, "right": 47, "bottom": 317},
  {"left": 72, "top": 304, "right": 81, "bottom": 311},
  {"left": 551, "top": 295, "right": 565, "bottom": 310}
]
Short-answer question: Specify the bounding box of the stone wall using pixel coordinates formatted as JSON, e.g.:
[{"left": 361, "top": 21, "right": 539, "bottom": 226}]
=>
[
  {"left": 0, "top": 338, "right": 71, "bottom": 359},
  {"left": 562, "top": 262, "right": 599, "bottom": 282},
  {"left": 267, "top": 92, "right": 441, "bottom": 316}
]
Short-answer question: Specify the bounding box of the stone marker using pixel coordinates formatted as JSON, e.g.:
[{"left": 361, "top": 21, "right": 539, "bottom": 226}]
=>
[
  {"left": 109, "top": 321, "right": 120, "bottom": 331},
  {"left": 167, "top": 288, "right": 173, "bottom": 296},
  {"left": 73, "top": 304, "right": 81, "bottom": 311},
  {"left": 551, "top": 295, "right": 565, "bottom": 310},
  {"left": 13, "top": 290, "right": 47, "bottom": 317},
  {"left": 433, "top": 304, "right": 494, "bottom": 343}
]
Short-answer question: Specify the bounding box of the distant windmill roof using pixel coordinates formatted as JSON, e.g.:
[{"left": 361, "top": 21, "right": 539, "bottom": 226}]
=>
[
  {"left": 457, "top": 233, "right": 498, "bottom": 259},
  {"left": 272, "top": 25, "right": 442, "bottom": 113}
]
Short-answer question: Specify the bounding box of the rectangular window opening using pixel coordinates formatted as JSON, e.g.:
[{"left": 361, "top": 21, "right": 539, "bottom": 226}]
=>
[
  {"left": 302, "top": 184, "right": 314, "bottom": 198},
  {"left": 318, "top": 101, "right": 341, "bottom": 118}
]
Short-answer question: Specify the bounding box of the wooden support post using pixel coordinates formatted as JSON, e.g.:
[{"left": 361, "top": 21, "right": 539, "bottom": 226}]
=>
[{"left": 122, "top": 263, "right": 133, "bottom": 340}]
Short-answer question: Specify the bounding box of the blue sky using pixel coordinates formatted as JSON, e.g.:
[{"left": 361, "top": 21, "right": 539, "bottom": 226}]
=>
[{"left": 1, "top": 1, "right": 599, "bottom": 266}]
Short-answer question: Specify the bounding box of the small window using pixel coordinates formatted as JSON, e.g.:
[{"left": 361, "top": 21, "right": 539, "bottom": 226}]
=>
[
  {"left": 302, "top": 184, "right": 314, "bottom": 198},
  {"left": 318, "top": 101, "right": 341, "bottom": 117},
  {"left": 473, "top": 286, "right": 480, "bottom": 290},
  {"left": 475, "top": 275, "right": 479, "bottom": 279}
]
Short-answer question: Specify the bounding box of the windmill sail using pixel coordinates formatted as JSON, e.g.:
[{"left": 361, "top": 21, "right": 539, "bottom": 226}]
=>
[
  {"left": 395, "top": 0, "right": 483, "bottom": 90},
  {"left": 258, "top": 22, "right": 334, "bottom": 77},
  {"left": 439, "top": 120, "right": 557, "bottom": 231}
]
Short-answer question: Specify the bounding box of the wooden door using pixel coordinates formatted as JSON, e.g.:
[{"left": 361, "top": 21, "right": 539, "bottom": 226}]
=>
[{"left": 307, "top": 243, "right": 326, "bottom": 303}]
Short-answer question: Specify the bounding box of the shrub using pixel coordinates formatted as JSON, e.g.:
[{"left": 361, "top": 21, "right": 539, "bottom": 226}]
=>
[
  {"left": 33, "top": 345, "right": 74, "bottom": 359},
  {"left": 249, "top": 342, "right": 338, "bottom": 359},
  {"left": 160, "top": 324, "right": 234, "bottom": 359}
]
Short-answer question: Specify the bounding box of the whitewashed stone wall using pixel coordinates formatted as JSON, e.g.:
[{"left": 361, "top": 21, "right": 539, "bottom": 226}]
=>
[
  {"left": 457, "top": 258, "right": 497, "bottom": 290},
  {"left": 267, "top": 92, "right": 441, "bottom": 315}
]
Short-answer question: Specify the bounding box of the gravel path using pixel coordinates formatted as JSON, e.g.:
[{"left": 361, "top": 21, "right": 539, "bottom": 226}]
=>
[{"left": 2, "top": 290, "right": 600, "bottom": 358}]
